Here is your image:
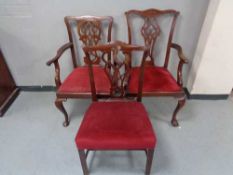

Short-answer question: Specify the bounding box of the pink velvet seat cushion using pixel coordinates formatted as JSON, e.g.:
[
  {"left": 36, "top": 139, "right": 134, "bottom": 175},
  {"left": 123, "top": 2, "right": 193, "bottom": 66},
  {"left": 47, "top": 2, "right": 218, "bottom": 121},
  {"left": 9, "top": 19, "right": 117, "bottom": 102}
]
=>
[
  {"left": 128, "top": 66, "right": 181, "bottom": 93},
  {"left": 58, "top": 66, "right": 110, "bottom": 94},
  {"left": 75, "top": 102, "right": 156, "bottom": 150}
]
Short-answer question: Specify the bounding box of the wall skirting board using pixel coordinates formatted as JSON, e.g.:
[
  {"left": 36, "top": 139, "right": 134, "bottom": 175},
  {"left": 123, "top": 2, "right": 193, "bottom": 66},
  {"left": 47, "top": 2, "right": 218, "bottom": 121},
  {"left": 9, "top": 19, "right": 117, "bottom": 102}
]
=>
[
  {"left": 184, "top": 88, "right": 229, "bottom": 100},
  {"left": 18, "top": 86, "right": 229, "bottom": 100},
  {"left": 19, "top": 86, "right": 56, "bottom": 92}
]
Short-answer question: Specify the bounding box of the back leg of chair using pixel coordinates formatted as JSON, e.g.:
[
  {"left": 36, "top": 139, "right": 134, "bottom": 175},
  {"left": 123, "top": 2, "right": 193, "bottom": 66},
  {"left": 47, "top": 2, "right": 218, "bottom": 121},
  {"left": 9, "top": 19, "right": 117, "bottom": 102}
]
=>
[
  {"left": 55, "top": 98, "right": 69, "bottom": 127},
  {"left": 171, "top": 97, "right": 186, "bottom": 127},
  {"left": 78, "top": 149, "right": 89, "bottom": 175},
  {"left": 145, "top": 149, "right": 154, "bottom": 175}
]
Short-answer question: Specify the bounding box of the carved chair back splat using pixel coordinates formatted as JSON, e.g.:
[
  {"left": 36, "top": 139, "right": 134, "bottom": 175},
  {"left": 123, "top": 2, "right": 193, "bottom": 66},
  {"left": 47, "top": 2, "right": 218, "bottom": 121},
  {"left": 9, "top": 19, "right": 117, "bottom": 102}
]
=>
[
  {"left": 65, "top": 16, "right": 113, "bottom": 67},
  {"left": 84, "top": 41, "right": 149, "bottom": 101},
  {"left": 125, "top": 9, "right": 179, "bottom": 67}
]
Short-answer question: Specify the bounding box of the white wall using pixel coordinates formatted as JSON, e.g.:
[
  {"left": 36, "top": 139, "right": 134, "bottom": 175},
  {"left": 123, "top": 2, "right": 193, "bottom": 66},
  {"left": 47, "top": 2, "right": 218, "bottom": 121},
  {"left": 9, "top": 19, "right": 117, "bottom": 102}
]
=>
[
  {"left": 187, "top": 0, "right": 233, "bottom": 94},
  {"left": 0, "top": 0, "right": 209, "bottom": 86}
]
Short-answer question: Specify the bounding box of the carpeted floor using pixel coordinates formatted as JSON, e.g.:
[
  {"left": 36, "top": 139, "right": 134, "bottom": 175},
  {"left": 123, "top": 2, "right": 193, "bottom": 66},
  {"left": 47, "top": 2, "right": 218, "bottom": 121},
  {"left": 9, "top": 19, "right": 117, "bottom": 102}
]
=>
[{"left": 0, "top": 92, "right": 232, "bottom": 175}]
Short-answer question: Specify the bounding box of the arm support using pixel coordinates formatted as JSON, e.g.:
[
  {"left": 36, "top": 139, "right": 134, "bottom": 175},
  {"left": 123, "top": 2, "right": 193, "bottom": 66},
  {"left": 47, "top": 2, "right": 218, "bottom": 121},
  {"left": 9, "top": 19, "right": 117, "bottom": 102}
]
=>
[
  {"left": 170, "top": 43, "right": 188, "bottom": 86},
  {"left": 46, "top": 42, "right": 73, "bottom": 66},
  {"left": 46, "top": 42, "right": 73, "bottom": 88}
]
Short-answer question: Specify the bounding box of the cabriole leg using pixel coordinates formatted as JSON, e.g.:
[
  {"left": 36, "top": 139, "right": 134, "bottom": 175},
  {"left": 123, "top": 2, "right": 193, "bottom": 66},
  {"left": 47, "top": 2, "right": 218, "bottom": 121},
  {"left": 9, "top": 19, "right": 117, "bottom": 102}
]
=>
[
  {"left": 171, "top": 97, "right": 186, "bottom": 127},
  {"left": 55, "top": 98, "right": 69, "bottom": 127}
]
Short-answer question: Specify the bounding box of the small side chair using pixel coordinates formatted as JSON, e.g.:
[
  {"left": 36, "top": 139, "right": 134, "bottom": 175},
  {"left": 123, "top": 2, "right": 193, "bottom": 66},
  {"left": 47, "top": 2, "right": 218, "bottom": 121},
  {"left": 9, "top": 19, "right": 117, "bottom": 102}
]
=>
[{"left": 75, "top": 41, "right": 156, "bottom": 175}]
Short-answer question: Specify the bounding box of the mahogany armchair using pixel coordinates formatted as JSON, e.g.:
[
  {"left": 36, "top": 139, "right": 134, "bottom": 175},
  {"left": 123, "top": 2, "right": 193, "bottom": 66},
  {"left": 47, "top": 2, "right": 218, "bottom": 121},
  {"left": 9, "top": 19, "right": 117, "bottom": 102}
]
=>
[
  {"left": 75, "top": 41, "right": 156, "bottom": 175},
  {"left": 125, "top": 9, "right": 188, "bottom": 126},
  {"left": 47, "top": 16, "right": 113, "bottom": 127}
]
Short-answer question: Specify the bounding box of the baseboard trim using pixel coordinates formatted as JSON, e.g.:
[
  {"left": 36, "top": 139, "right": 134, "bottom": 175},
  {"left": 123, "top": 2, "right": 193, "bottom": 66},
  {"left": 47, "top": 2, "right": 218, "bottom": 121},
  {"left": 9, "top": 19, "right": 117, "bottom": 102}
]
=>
[
  {"left": 19, "top": 86, "right": 56, "bottom": 92},
  {"left": 18, "top": 86, "right": 229, "bottom": 100},
  {"left": 184, "top": 88, "right": 229, "bottom": 100}
]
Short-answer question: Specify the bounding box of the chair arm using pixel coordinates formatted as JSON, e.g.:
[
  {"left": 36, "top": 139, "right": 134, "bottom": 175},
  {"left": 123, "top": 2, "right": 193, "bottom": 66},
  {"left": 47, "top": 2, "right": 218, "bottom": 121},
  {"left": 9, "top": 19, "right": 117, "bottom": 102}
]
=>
[
  {"left": 170, "top": 43, "right": 188, "bottom": 86},
  {"left": 46, "top": 42, "right": 73, "bottom": 88},
  {"left": 46, "top": 42, "right": 73, "bottom": 66},
  {"left": 170, "top": 43, "right": 188, "bottom": 64}
]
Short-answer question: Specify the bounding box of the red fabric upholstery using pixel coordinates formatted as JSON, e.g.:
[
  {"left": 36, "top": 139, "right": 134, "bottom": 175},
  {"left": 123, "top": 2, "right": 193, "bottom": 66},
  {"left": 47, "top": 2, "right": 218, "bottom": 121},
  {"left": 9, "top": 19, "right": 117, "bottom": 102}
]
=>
[
  {"left": 58, "top": 66, "right": 110, "bottom": 94},
  {"left": 75, "top": 102, "right": 156, "bottom": 150},
  {"left": 128, "top": 66, "right": 181, "bottom": 93}
]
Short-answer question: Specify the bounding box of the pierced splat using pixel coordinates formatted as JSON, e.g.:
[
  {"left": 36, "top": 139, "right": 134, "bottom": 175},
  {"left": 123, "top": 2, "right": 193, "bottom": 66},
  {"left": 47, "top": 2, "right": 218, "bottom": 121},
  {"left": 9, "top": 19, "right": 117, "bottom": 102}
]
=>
[
  {"left": 108, "top": 47, "right": 131, "bottom": 97},
  {"left": 77, "top": 20, "right": 102, "bottom": 46},
  {"left": 77, "top": 20, "right": 102, "bottom": 64},
  {"left": 125, "top": 9, "right": 180, "bottom": 66},
  {"left": 92, "top": 46, "right": 131, "bottom": 97},
  {"left": 141, "top": 17, "right": 160, "bottom": 63},
  {"left": 84, "top": 41, "right": 148, "bottom": 98}
]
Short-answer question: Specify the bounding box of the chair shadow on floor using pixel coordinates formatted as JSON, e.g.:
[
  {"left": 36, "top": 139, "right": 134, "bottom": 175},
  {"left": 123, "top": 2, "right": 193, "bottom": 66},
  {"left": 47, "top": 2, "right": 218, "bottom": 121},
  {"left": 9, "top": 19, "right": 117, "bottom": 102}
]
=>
[
  {"left": 144, "top": 97, "right": 177, "bottom": 123},
  {"left": 80, "top": 140, "right": 173, "bottom": 174},
  {"left": 86, "top": 151, "right": 147, "bottom": 174},
  {"left": 142, "top": 97, "right": 195, "bottom": 173},
  {"left": 64, "top": 99, "right": 92, "bottom": 123},
  {"left": 143, "top": 97, "right": 194, "bottom": 125},
  {"left": 150, "top": 118, "right": 173, "bottom": 173}
]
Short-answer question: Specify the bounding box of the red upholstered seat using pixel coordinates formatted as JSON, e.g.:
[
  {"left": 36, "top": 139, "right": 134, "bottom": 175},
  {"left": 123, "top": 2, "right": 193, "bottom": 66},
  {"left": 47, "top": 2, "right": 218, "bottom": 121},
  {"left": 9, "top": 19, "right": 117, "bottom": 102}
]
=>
[
  {"left": 58, "top": 66, "right": 110, "bottom": 94},
  {"left": 128, "top": 66, "right": 181, "bottom": 93},
  {"left": 75, "top": 101, "right": 156, "bottom": 150}
]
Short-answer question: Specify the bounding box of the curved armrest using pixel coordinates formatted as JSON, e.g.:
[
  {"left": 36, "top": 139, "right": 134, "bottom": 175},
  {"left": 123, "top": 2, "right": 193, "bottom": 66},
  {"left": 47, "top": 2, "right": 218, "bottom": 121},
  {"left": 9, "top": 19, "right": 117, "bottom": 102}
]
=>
[
  {"left": 46, "top": 42, "right": 73, "bottom": 66},
  {"left": 170, "top": 43, "right": 188, "bottom": 64},
  {"left": 46, "top": 42, "right": 73, "bottom": 88},
  {"left": 170, "top": 43, "right": 188, "bottom": 86}
]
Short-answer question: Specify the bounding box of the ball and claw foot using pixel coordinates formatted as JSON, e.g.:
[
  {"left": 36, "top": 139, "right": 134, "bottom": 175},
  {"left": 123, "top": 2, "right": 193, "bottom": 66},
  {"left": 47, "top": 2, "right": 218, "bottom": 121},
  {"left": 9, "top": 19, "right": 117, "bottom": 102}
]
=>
[
  {"left": 63, "top": 120, "right": 70, "bottom": 127},
  {"left": 171, "top": 97, "right": 186, "bottom": 127},
  {"left": 171, "top": 119, "right": 179, "bottom": 127},
  {"left": 55, "top": 98, "right": 69, "bottom": 128}
]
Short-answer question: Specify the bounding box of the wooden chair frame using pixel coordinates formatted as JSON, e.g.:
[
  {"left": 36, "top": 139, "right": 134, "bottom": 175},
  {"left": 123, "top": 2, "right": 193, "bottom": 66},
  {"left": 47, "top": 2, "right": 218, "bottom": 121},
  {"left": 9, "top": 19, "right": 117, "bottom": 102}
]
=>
[
  {"left": 76, "top": 41, "right": 155, "bottom": 175},
  {"left": 47, "top": 16, "right": 113, "bottom": 126},
  {"left": 78, "top": 149, "right": 154, "bottom": 175},
  {"left": 125, "top": 9, "right": 188, "bottom": 126}
]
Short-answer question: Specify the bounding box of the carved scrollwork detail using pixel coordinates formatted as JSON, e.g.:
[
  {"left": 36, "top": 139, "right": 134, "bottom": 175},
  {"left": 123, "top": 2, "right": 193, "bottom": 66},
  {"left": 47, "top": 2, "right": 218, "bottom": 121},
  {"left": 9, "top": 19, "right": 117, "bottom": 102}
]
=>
[
  {"left": 78, "top": 20, "right": 102, "bottom": 64},
  {"left": 77, "top": 20, "right": 102, "bottom": 46},
  {"left": 84, "top": 41, "right": 147, "bottom": 98},
  {"left": 97, "top": 47, "right": 131, "bottom": 97},
  {"left": 141, "top": 17, "right": 160, "bottom": 61}
]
